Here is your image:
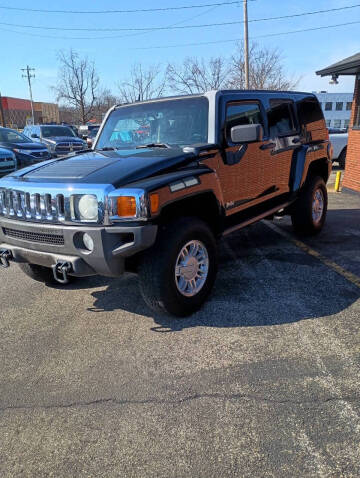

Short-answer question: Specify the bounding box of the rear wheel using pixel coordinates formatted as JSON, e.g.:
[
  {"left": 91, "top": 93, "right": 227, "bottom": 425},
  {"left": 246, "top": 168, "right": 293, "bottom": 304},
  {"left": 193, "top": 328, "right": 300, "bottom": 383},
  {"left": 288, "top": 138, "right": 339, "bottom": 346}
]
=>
[
  {"left": 138, "top": 217, "right": 218, "bottom": 317},
  {"left": 19, "top": 263, "right": 74, "bottom": 286},
  {"left": 291, "top": 175, "right": 328, "bottom": 236}
]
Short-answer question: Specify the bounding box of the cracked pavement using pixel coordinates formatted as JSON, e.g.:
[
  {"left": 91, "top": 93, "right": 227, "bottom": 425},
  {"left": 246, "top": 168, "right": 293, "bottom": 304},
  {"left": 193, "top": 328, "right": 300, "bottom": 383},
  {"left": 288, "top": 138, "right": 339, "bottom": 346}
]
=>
[{"left": 1, "top": 191, "right": 360, "bottom": 477}]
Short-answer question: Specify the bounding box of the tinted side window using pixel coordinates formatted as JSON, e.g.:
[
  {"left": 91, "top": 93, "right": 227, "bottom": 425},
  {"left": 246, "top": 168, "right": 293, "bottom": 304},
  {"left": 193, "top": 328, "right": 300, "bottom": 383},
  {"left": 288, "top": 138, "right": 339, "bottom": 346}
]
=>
[
  {"left": 226, "top": 103, "right": 263, "bottom": 127},
  {"left": 267, "top": 100, "right": 296, "bottom": 138},
  {"left": 225, "top": 103, "right": 264, "bottom": 141},
  {"left": 297, "top": 97, "right": 324, "bottom": 126}
]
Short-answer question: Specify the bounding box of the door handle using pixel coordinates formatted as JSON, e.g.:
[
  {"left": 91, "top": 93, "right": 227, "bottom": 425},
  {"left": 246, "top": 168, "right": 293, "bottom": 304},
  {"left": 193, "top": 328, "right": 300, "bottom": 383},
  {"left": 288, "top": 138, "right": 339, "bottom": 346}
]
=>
[{"left": 260, "top": 142, "right": 276, "bottom": 150}]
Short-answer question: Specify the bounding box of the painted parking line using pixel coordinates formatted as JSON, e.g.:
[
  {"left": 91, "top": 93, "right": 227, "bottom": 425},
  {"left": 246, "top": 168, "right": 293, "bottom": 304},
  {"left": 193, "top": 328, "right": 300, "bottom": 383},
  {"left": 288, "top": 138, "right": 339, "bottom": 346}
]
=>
[{"left": 264, "top": 221, "right": 360, "bottom": 290}]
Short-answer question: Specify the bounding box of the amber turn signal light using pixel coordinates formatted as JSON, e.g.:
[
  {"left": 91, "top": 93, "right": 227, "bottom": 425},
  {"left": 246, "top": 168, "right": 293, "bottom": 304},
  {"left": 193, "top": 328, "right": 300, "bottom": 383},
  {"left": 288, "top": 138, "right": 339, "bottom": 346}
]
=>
[
  {"left": 117, "top": 196, "right": 137, "bottom": 217},
  {"left": 149, "top": 193, "right": 159, "bottom": 214}
]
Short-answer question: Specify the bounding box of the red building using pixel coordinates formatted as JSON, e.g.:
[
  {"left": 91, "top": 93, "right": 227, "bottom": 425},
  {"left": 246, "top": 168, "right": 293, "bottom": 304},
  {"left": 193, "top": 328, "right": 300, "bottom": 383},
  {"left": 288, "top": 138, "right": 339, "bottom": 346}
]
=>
[
  {"left": 317, "top": 53, "right": 360, "bottom": 193},
  {"left": 0, "top": 96, "right": 34, "bottom": 129}
]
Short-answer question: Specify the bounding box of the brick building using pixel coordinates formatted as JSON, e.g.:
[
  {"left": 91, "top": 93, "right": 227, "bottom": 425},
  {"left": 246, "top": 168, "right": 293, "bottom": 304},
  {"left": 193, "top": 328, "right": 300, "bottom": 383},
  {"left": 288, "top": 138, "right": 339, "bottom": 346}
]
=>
[
  {"left": 0, "top": 96, "right": 32, "bottom": 128},
  {"left": 317, "top": 53, "right": 360, "bottom": 193},
  {"left": 34, "top": 102, "right": 60, "bottom": 124},
  {"left": 0, "top": 96, "right": 60, "bottom": 129}
]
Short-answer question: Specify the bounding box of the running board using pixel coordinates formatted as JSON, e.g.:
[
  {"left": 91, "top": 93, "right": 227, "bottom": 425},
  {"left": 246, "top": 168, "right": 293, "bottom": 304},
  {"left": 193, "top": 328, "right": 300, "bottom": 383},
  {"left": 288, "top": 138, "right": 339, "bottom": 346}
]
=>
[{"left": 222, "top": 201, "right": 293, "bottom": 237}]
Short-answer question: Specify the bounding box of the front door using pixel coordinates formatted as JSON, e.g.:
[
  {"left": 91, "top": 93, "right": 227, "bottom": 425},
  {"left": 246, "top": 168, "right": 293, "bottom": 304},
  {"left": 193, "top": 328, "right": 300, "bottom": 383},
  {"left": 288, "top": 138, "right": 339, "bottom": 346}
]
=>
[{"left": 209, "top": 100, "right": 278, "bottom": 216}]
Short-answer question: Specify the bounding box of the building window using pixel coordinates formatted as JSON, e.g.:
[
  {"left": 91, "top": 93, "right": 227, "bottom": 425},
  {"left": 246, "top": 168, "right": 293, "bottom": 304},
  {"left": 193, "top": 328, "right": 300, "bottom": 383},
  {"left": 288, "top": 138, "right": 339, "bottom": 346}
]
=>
[
  {"left": 326, "top": 119, "right": 331, "bottom": 127},
  {"left": 334, "top": 119, "right": 341, "bottom": 128},
  {"left": 325, "top": 102, "right": 333, "bottom": 111},
  {"left": 346, "top": 101, "right": 353, "bottom": 111},
  {"left": 344, "top": 119, "right": 350, "bottom": 129},
  {"left": 336, "top": 102, "right": 343, "bottom": 111}
]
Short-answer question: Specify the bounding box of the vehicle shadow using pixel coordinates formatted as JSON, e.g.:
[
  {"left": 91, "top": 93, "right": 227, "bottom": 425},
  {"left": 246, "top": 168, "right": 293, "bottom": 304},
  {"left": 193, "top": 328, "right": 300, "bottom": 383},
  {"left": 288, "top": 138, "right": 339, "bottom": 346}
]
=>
[{"left": 86, "top": 208, "right": 360, "bottom": 332}]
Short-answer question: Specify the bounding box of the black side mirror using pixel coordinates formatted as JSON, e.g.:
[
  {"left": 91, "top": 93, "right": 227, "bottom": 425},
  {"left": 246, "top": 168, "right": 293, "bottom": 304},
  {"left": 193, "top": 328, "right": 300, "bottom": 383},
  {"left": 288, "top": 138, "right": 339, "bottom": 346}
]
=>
[
  {"left": 31, "top": 134, "right": 39, "bottom": 139},
  {"left": 230, "top": 124, "right": 263, "bottom": 144}
]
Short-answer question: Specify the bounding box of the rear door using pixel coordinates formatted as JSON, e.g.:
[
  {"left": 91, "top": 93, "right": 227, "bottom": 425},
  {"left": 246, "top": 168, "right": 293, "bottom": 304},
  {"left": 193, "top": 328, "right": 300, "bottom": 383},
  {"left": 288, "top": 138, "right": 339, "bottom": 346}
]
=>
[{"left": 266, "top": 99, "right": 300, "bottom": 196}]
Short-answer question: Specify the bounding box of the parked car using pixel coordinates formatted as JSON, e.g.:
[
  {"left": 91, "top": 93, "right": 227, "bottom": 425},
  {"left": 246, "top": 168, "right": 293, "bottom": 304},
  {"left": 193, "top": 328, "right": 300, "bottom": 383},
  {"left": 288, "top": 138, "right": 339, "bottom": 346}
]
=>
[
  {"left": 0, "top": 90, "right": 332, "bottom": 316},
  {"left": 86, "top": 127, "right": 100, "bottom": 148},
  {"left": 23, "top": 124, "right": 87, "bottom": 157},
  {"left": 0, "top": 127, "right": 51, "bottom": 168},
  {"left": 78, "top": 124, "right": 100, "bottom": 140},
  {"left": 328, "top": 130, "right": 348, "bottom": 168},
  {"left": 0, "top": 147, "right": 17, "bottom": 176}
]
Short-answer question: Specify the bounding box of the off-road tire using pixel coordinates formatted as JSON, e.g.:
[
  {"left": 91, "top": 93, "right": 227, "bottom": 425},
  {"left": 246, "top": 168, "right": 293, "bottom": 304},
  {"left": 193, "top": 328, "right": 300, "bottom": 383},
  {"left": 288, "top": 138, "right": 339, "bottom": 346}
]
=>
[
  {"left": 338, "top": 147, "right": 347, "bottom": 169},
  {"left": 19, "top": 263, "right": 74, "bottom": 286},
  {"left": 138, "top": 217, "right": 218, "bottom": 317},
  {"left": 291, "top": 175, "right": 328, "bottom": 236}
]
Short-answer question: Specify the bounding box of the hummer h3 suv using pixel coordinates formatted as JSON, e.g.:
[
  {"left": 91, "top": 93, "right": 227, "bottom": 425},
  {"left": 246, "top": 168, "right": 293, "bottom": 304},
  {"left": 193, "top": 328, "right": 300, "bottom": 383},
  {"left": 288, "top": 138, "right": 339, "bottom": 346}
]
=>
[{"left": 0, "top": 90, "right": 332, "bottom": 316}]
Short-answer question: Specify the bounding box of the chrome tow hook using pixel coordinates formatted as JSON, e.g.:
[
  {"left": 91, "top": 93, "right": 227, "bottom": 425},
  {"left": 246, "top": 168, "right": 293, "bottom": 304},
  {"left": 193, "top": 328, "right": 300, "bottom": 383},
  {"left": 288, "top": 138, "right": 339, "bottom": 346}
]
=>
[
  {"left": 0, "top": 249, "right": 12, "bottom": 268},
  {"left": 52, "top": 261, "right": 72, "bottom": 284}
]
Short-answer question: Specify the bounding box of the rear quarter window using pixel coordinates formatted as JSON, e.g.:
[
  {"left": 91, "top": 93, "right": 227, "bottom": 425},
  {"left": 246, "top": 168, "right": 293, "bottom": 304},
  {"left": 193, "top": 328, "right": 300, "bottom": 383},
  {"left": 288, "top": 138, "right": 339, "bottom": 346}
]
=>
[{"left": 296, "top": 97, "right": 327, "bottom": 141}]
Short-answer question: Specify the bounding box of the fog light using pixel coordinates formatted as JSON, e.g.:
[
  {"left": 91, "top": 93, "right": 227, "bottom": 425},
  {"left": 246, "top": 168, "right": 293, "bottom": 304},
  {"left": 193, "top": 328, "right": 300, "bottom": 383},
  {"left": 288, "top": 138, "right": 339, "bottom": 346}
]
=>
[{"left": 83, "top": 233, "right": 94, "bottom": 252}]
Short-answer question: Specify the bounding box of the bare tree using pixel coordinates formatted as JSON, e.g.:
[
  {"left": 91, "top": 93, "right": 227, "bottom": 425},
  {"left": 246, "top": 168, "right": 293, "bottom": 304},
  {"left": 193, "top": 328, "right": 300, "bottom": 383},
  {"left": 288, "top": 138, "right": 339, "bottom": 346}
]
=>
[
  {"left": 228, "top": 42, "right": 299, "bottom": 90},
  {"left": 118, "top": 64, "right": 166, "bottom": 103},
  {"left": 94, "top": 88, "right": 119, "bottom": 122},
  {"left": 53, "top": 49, "right": 100, "bottom": 124},
  {"left": 166, "top": 57, "right": 230, "bottom": 94}
]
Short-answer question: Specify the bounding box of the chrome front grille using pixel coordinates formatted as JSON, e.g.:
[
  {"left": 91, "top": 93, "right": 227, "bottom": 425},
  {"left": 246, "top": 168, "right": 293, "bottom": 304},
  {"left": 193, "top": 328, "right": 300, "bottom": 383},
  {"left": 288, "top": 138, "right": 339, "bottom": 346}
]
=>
[
  {"left": 3, "top": 227, "right": 65, "bottom": 245},
  {"left": 55, "top": 142, "right": 83, "bottom": 152},
  {"left": 0, "top": 188, "right": 65, "bottom": 223}
]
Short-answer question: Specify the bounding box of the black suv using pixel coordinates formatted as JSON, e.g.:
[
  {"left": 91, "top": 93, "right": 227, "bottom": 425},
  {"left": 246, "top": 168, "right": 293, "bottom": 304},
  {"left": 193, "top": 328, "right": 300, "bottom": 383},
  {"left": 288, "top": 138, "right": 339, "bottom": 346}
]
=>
[
  {"left": 23, "top": 124, "right": 86, "bottom": 157},
  {"left": 0, "top": 90, "right": 332, "bottom": 316},
  {"left": 0, "top": 127, "right": 51, "bottom": 168}
]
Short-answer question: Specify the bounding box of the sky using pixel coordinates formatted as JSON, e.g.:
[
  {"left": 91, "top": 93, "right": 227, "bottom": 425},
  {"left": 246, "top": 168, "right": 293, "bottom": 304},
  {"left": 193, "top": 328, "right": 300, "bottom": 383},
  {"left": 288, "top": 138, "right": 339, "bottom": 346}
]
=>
[{"left": 0, "top": 0, "right": 359, "bottom": 103}]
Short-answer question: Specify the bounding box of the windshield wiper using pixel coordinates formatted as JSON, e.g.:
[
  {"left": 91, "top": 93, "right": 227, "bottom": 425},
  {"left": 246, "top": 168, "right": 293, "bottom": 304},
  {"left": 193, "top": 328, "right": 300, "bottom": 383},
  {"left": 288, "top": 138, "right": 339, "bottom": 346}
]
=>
[
  {"left": 136, "top": 143, "right": 171, "bottom": 149},
  {"left": 96, "top": 147, "right": 117, "bottom": 151}
]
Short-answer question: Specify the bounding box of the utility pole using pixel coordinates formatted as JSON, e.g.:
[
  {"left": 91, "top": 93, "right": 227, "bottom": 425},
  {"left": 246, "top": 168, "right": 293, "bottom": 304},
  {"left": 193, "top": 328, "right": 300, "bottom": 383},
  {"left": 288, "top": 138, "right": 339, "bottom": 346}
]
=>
[
  {"left": 0, "top": 91, "right": 5, "bottom": 127},
  {"left": 243, "top": 0, "right": 249, "bottom": 90},
  {"left": 21, "top": 65, "right": 35, "bottom": 125}
]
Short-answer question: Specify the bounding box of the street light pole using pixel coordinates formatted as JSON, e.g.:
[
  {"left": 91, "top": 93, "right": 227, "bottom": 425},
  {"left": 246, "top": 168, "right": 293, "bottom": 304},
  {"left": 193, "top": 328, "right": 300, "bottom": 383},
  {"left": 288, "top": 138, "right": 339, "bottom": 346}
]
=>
[
  {"left": 21, "top": 65, "right": 35, "bottom": 125},
  {"left": 243, "top": 0, "right": 249, "bottom": 90}
]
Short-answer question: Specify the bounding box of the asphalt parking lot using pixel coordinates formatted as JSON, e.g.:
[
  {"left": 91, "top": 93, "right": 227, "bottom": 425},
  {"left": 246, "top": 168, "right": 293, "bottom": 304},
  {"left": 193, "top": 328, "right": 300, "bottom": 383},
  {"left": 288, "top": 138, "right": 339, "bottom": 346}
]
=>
[{"left": 0, "top": 189, "right": 359, "bottom": 478}]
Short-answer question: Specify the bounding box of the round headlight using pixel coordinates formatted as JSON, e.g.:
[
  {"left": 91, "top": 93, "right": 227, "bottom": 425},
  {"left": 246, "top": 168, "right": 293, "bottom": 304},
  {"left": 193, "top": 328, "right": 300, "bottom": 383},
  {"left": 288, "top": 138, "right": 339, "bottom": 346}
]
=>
[{"left": 78, "top": 195, "right": 98, "bottom": 221}]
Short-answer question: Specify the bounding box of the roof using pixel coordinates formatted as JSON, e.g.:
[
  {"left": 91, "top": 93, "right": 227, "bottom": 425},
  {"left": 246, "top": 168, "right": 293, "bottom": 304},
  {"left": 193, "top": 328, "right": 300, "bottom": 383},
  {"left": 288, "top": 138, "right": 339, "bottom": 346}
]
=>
[{"left": 316, "top": 52, "right": 360, "bottom": 77}]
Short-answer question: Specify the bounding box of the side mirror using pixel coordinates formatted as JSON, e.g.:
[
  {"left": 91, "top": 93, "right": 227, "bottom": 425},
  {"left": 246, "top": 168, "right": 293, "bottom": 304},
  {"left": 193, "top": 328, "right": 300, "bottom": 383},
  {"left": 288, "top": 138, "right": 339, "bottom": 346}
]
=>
[
  {"left": 230, "top": 124, "right": 263, "bottom": 144},
  {"left": 31, "top": 134, "right": 39, "bottom": 139}
]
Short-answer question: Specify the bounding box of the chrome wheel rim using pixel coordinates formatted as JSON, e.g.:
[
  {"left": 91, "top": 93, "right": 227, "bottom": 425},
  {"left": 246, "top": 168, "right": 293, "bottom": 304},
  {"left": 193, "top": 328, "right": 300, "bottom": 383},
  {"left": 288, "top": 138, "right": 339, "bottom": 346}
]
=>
[
  {"left": 312, "top": 188, "right": 324, "bottom": 224},
  {"left": 175, "top": 240, "right": 209, "bottom": 297}
]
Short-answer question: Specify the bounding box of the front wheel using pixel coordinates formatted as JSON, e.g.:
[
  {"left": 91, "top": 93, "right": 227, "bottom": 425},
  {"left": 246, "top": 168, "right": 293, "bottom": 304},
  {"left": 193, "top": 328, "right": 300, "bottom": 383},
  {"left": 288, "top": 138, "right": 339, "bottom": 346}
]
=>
[
  {"left": 138, "top": 217, "right": 218, "bottom": 317},
  {"left": 291, "top": 175, "right": 328, "bottom": 236}
]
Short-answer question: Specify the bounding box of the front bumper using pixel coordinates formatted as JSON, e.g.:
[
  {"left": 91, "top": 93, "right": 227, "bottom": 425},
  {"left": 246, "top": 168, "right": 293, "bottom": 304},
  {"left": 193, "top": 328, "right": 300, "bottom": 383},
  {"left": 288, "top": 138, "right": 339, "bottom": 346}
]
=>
[{"left": 0, "top": 217, "right": 158, "bottom": 277}]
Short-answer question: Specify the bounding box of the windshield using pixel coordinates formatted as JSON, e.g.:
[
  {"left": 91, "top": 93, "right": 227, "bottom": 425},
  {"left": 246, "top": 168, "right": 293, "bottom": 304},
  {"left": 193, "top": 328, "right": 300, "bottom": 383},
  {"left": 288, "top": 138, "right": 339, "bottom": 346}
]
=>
[
  {"left": 88, "top": 127, "right": 99, "bottom": 138},
  {"left": 0, "top": 129, "right": 31, "bottom": 144},
  {"left": 96, "top": 97, "right": 209, "bottom": 150},
  {"left": 41, "top": 126, "right": 76, "bottom": 138}
]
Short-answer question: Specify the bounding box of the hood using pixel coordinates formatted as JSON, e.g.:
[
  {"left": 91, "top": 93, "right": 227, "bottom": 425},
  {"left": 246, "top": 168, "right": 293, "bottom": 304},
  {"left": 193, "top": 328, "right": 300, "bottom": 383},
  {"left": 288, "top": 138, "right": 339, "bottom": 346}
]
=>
[
  {"left": 42, "top": 136, "right": 84, "bottom": 144},
  {"left": 0, "top": 141, "right": 48, "bottom": 151},
  {"left": 9, "top": 148, "right": 199, "bottom": 187}
]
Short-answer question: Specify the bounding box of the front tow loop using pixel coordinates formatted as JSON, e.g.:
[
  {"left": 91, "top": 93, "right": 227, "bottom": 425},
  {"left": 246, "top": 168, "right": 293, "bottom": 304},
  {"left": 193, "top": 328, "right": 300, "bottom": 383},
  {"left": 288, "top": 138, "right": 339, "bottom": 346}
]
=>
[
  {"left": 0, "top": 249, "right": 12, "bottom": 268},
  {"left": 52, "top": 261, "right": 72, "bottom": 284}
]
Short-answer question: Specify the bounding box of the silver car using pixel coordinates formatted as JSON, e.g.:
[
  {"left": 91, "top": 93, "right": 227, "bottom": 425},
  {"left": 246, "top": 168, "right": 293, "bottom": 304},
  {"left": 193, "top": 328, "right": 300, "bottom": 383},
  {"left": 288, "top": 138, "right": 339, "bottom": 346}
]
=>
[{"left": 0, "top": 148, "right": 17, "bottom": 176}]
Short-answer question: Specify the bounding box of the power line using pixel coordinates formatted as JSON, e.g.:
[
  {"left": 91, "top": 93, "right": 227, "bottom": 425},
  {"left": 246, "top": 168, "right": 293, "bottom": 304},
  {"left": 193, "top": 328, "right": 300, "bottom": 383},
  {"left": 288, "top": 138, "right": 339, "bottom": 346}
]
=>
[
  {"left": 0, "top": 1, "right": 250, "bottom": 15},
  {"left": 131, "top": 20, "right": 360, "bottom": 49},
  {"left": 0, "top": 3, "right": 358, "bottom": 33},
  {"left": 0, "top": 17, "right": 359, "bottom": 43}
]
